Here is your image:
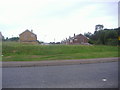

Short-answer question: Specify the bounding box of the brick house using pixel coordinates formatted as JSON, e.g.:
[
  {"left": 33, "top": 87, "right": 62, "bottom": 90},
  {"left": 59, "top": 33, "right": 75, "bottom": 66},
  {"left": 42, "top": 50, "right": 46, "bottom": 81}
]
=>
[
  {"left": 19, "top": 29, "right": 39, "bottom": 44},
  {"left": 61, "top": 34, "right": 89, "bottom": 45},
  {"left": 0, "top": 32, "right": 2, "bottom": 41},
  {"left": 0, "top": 32, "right": 4, "bottom": 41}
]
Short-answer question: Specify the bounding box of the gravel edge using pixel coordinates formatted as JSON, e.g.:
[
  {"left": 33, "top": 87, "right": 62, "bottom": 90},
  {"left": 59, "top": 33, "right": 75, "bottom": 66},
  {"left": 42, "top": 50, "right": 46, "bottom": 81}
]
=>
[{"left": 1, "top": 57, "right": 119, "bottom": 68}]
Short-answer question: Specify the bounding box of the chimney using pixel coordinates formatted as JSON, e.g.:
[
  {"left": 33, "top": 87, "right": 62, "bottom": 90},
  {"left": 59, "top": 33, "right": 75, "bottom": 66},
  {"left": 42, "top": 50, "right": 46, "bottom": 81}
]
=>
[
  {"left": 74, "top": 33, "right": 75, "bottom": 37},
  {"left": 69, "top": 36, "right": 71, "bottom": 39},
  {"left": 31, "top": 29, "right": 33, "bottom": 33}
]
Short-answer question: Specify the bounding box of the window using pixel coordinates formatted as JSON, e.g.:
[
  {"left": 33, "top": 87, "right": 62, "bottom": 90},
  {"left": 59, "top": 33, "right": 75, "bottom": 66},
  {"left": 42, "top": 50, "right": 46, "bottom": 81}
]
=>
[
  {"left": 31, "top": 34, "right": 35, "bottom": 37},
  {"left": 24, "top": 35, "right": 28, "bottom": 40},
  {"left": 70, "top": 39, "right": 73, "bottom": 43},
  {"left": 74, "top": 39, "right": 77, "bottom": 41}
]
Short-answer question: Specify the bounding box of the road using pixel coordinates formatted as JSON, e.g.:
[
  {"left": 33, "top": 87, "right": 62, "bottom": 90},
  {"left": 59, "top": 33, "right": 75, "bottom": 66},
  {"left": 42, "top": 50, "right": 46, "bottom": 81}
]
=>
[{"left": 2, "top": 62, "right": 118, "bottom": 88}]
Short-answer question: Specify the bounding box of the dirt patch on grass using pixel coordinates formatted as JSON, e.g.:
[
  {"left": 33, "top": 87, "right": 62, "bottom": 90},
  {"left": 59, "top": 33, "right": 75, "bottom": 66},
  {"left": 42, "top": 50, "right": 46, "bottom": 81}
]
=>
[
  {"left": 30, "top": 55, "right": 41, "bottom": 58},
  {"left": 12, "top": 50, "right": 17, "bottom": 53},
  {"left": 5, "top": 56, "right": 12, "bottom": 58}
]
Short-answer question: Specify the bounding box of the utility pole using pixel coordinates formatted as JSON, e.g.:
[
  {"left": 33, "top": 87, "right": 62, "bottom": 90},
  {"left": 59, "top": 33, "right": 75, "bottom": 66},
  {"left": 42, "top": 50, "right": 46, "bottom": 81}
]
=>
[{"left": 54, "top": 38, "right": 55, "bottom": 43}]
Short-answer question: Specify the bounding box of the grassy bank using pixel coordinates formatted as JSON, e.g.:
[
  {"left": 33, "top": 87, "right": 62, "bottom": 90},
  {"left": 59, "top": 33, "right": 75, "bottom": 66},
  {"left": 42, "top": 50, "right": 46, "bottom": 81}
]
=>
[{"left": 2, "top": 42, "right": 118, "bottom": 61}]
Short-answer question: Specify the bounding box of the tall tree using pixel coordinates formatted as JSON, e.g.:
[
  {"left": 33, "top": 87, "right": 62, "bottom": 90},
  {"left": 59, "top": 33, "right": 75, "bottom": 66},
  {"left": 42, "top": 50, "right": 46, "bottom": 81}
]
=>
[
  {"left": 95, "top": 24, "right": 104, "bottom": 32},
  {"left": 90, "top": 27, "right": 118, "bottom": 45},
  {"left": 84, "top": 32, "right": 92, "bottom": 38}
]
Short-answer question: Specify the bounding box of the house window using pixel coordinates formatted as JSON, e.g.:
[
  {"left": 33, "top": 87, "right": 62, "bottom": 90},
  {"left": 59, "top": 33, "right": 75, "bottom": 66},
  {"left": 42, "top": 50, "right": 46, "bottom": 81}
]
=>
[
  {"left": 31, "top": 34, "right": 35, "bottom": 37},
  {"left": 74, "top": 39, "right": 77, "bottom": 41},
  {"left": 70, "top": 39, "right": 73, "bottom": 43},
  {"left": 24, "top": 35, "right": 28, "bottom": 40}
]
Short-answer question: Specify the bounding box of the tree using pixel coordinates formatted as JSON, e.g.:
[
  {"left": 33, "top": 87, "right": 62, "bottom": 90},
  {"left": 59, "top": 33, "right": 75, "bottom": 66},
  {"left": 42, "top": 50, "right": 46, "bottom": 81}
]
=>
[
  {"left": 8, "top": 37, "right": 19, "bottom": 41},
  {"left": 84, "top": 32, "right": 92, "bottom": 38},
  {"left": 90, "top": 27, "right": 118, "bottom": 45},
  {"left": 4, "top": 37, "right": 19, "bottom": 41},
  {"left": 95, "top": 24, "right": 104, "bottom": 32}
]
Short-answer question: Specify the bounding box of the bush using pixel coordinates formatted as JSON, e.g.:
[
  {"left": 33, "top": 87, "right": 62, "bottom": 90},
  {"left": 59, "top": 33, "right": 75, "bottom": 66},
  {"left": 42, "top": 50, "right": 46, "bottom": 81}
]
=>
[{"left": 106, "top": 39, "right": 118, "bottom": 46}]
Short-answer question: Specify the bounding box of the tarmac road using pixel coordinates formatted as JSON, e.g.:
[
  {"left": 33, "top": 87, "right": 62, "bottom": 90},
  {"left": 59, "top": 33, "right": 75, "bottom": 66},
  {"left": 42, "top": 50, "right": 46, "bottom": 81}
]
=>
[{"left": 2, "top": 62, "right": 118, "bottom": 88}]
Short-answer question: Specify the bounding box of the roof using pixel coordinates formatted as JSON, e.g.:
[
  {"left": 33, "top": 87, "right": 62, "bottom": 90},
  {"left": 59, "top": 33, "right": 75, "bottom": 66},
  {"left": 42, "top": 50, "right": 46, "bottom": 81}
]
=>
[
  {"left": 19, "top": 29, "right": 37, "bottom": 36},
  {"left": 70, "top": 34, "right": 88, "bottom": 40},
  {"left": 0, "top": 32, "right": 2, "bottom": 36},
  {"left": 0, "top": 32, "right": 3, "bottom": 37},
  {"left": 76, "top": 34, "right": 89, "bottom": 39}
]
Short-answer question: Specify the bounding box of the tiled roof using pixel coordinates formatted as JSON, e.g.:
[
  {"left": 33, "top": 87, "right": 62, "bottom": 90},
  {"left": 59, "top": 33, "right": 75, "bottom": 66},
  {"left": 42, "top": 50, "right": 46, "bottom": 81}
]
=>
[{"left": 19, "top": 29, "right": 37, "bottom": 36}]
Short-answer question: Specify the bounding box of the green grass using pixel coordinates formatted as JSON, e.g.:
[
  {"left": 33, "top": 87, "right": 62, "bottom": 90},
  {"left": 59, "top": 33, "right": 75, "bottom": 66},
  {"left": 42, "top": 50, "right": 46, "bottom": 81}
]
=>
[{"left": 2, "top": 42, "right": 118, "bottom": 61}]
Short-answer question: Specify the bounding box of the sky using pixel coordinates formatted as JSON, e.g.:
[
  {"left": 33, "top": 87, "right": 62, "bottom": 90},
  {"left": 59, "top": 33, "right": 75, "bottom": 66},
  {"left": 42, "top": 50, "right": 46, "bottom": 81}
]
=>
[{"left": 0, "top": 0, "right": 119, "bottom": 42}]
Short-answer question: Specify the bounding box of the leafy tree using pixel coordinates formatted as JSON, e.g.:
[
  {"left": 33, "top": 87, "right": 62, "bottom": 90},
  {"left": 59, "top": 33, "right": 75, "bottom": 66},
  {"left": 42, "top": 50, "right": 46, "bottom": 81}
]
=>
[
  {"left": 9, "top": 37, "right": 19, "bottom": 41},
  {"left": 84, "top": 32, "right": 92, "bottom": 38},
  {"left": 95, "top": 24, "right": 104, "bottom": 31},
  {"left": 89, "top": 27, "right": 119, "bottom": 46},
  {"left": 4, "top": 37, "right": 19, "bottom": 41}
]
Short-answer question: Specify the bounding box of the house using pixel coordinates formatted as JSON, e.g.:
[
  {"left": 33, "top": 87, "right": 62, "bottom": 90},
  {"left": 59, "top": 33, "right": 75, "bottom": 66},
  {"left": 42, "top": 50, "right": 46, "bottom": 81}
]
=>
[
  {"left": 0, "top": 32, "right": 4, "bottom": 41},
  {"left": 19, "top": 29, "right": 39, "bottom": 44},
  {"left": 61, "top": 34, "right": 89, "bottom": 45},
  {"left": 0, "top": 32, "right": 2, "bottom": 41}
]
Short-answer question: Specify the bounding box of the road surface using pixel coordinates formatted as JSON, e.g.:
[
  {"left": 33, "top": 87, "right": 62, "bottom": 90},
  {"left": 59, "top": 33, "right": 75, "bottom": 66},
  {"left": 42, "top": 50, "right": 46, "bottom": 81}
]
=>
[{"left": 2, "top": 62, "right": 118, "bottom": 88}]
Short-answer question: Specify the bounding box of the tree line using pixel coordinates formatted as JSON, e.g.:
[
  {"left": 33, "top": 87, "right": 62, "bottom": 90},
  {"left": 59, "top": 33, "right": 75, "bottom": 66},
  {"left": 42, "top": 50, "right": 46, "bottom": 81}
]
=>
[
  {"left": 3, "top": 37, "right": 19, "bottom": 42},
  {"left": 84, "top": 25, "right": 120, "bottom": 46}
]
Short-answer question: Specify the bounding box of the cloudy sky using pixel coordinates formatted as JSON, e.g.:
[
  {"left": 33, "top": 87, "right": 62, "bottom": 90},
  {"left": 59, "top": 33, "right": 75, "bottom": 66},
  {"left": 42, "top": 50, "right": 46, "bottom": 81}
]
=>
[{"left": 0, "top": 0, "right": 119, "bottom": 42}]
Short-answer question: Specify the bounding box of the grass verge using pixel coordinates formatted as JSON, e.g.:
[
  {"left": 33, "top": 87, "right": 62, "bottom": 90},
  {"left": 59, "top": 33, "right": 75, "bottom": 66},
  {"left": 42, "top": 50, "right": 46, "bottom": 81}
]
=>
[{"left": 2, "top": 42, "right": 118, "bottom": 61}]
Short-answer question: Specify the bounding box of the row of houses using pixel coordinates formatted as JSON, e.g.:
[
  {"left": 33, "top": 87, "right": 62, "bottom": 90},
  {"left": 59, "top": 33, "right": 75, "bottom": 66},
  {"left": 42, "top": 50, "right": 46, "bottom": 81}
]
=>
[
  {"left": 0, "top": 29, "right": 89, "bottom": 45},
  {"left": 61, "top": 34, "right": 89, "bottom": 45}
]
